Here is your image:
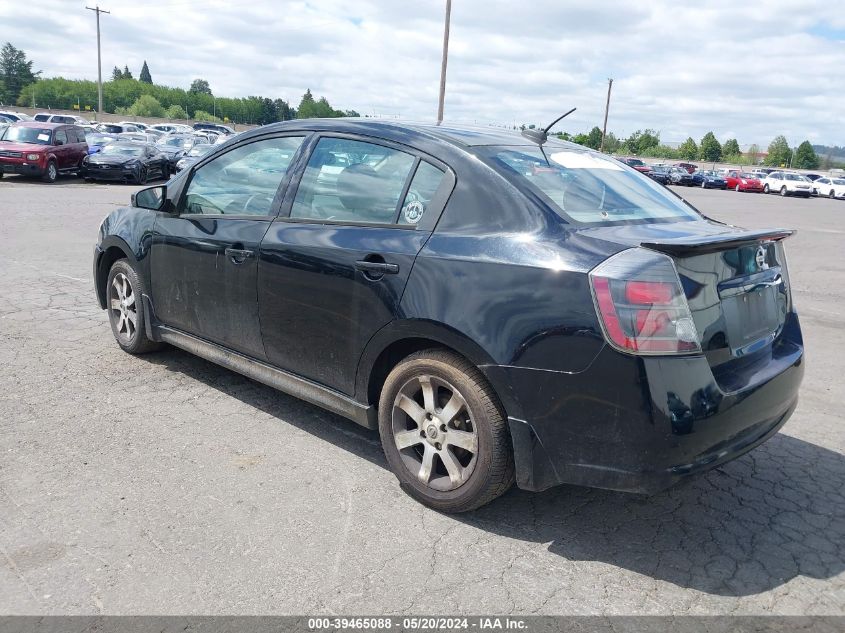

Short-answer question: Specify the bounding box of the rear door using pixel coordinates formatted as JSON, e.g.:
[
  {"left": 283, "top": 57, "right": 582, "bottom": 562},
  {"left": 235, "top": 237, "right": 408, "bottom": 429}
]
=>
[
  {"left": 257, "top": 134, "right": 454, "bottom": 395},
  {"left": 150, "top": 134, "right": 307, "bottom": 359}
]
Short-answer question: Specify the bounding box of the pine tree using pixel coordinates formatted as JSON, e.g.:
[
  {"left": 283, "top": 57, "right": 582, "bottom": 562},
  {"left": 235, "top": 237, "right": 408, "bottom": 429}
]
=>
[{"left": 139, "top": 60, "right": 152, "bottom": 84}]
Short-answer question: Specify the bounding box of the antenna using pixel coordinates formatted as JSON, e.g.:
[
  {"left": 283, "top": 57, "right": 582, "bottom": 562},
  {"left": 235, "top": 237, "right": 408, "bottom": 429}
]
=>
[{"left": 520, "top": 107, "right": 576, "bottom": 146}]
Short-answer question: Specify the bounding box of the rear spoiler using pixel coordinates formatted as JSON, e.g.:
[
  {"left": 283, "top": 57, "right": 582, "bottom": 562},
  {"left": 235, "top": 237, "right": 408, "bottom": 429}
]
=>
[{"left": 641, "top": 228, "right": 795, "bottom": 256}]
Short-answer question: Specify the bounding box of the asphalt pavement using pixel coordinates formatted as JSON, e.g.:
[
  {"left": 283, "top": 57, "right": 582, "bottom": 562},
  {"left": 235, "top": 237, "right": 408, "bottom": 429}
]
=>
[{"left": 0, "top": 176, "right": 842, "bottom": 615}]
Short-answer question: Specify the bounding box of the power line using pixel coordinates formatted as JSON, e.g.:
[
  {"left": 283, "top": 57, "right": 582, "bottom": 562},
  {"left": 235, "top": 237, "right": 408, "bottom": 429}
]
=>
[{"left": 86, "top": 5, "right": 110, "bottom": 119}]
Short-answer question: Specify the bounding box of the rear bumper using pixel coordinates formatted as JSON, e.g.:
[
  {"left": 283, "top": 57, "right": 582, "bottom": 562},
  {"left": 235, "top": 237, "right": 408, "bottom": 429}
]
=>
[{"left": 482, "top": 315, "right": 804, "bottom": 494}]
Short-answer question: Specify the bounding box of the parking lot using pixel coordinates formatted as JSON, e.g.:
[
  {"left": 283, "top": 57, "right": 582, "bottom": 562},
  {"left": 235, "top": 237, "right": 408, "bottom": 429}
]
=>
[{"left": 0, "top": 177, "right": 843, "bottom": 615}]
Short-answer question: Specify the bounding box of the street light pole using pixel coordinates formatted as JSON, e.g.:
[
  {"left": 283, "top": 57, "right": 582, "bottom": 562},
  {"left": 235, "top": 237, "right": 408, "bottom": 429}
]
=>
[
  {"left": 86, "top": 5, "right": 110, "bottom": 120},
  {"left": 599, "top": 78, "right": 613, "bottom": 153},
  {"left": 436, "top": 0, "right": 452, "bottom": 124}
]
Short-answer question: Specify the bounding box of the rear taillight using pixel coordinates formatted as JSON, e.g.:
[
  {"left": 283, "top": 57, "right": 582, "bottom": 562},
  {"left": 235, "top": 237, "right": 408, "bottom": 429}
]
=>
[{"left": 589, "top": 248, "right": 701, "bottom": 355}]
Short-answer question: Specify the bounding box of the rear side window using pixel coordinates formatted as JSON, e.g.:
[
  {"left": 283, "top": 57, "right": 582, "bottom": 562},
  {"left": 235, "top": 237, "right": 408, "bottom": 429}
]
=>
[
  {"left": 181, "top": 135, "right": 304, "bottom": 216},
  {"left": 291, "top": 137, "right": 416, "bottom": 225},
  {"left": 55, "top": 130, "right": 68, "bottom": 145},
  {"left": 482, "top": 145, "right": 700, "bottom": 225},
  {"left": 34, "top": 114, "right": 50, "bottom": 122},
  {"left": 399, "top": 161, "right": 445, "bottom": 226}
]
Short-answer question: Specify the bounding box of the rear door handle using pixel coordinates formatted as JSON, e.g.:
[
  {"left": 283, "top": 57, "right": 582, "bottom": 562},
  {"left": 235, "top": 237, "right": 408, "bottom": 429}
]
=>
[
  {"left": 354, "top": 260, "right": 399, "bottom": 275},
  {"left": 225, "top": 247, "right": 254, "bottom": 264}
]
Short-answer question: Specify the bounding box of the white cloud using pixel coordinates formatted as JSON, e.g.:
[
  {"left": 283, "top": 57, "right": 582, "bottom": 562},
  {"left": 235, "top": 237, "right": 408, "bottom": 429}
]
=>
[{"left": 1, "top": 0, "right": 843, "bottom": 146}]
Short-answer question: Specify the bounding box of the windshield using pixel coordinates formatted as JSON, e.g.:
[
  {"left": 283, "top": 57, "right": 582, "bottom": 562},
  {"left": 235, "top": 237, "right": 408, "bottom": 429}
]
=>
[
  {"left": 158, "top": 136, "right": 191, "bottom": 148},
  {"left": 100, "top": 144, "right": 144, "bottom": 157},
  {"left": 1, "top": 126, "right": 54, "bottom": 145},
  {"left": 833, "top": 179, "right": 845, "bottom": 185},
  {"left": 740, "top": 173, "right": 756, "bottom": 178},
  {"left": 188, "top": 145, "right": 212, "bottom": 157},
  {"left": 482, "top": 146, "right": 700, "bottom": 225},
  {"left": 784, "top": 174, "right": 803, "bottom": 181},
  {"left": 86, "top": 133, "right": 115, "bottom": 144}
]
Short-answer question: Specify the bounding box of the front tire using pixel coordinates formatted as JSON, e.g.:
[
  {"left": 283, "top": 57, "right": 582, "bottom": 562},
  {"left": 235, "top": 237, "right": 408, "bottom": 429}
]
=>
[
  {"left": 106, "top": 259, "right": 161, "bottom": 355},
  {"left": 42, "top": 160, "right": 58, "bottom": 183},
  {"left": 735, "top": 184, "right": 741, "bottom": 192},
  {"left": 780, "top": 186, "right": 788, "bottom": 197},
  {"left": 830, "top": 190, "right": 836, "bottom": 199},
  {"left": 763, "top": 184, "right": 770, "bottom": 193},
  {"left": 378, "top": 349, "right": 514, "bottom": 512}
]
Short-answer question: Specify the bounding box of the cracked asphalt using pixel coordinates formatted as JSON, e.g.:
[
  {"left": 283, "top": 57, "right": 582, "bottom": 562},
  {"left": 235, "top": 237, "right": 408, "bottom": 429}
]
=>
[{"left": 0, "top": 176, "right": 843, "bottom": 615}]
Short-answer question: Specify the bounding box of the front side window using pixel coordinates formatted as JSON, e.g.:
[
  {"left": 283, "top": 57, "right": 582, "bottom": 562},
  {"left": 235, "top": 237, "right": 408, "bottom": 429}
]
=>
[
  {"left": 291, "top": 137, "right": 415, "bottom": 224},
  {"left": 181, "top": 136, "right": 304, "bottom": 216},
  {"left": 482, "top": 145, "right": 701, "bottom": 225}
]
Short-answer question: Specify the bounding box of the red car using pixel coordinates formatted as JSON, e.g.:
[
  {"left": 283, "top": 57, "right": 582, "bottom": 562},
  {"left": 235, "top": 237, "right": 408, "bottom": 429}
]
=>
[
  {"left": 674, "top": 162, "right": 698, "bottom": 174},
  {"left": 0, "top": 121, "right": 88, "bottom": 183},
  {"left": 723, "top": 170, "right": 764, "bottom": 193},
  {"left": 619, "top": 157, "right": 652, "bottom": 174}
]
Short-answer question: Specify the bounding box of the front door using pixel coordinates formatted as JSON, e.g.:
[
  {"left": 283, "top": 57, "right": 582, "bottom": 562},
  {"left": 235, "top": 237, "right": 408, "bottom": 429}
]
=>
[
  {"left": 258, "top": 135, "right": 452, "bottom": 395},
  {"left": 150, "top": 134, "right": 307, "bottom": 359}
]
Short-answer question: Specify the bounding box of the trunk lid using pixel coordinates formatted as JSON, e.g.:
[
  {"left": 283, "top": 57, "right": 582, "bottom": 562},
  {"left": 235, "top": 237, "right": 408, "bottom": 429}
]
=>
[{"left": 581, "top": 221, "right": 795, "bottom": 380}]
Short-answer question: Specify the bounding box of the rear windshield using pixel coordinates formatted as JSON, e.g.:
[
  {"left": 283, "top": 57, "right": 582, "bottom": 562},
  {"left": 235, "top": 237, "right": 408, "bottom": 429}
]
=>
[{"left": 481, "top": 146, "right": 700, "bottom": 225}]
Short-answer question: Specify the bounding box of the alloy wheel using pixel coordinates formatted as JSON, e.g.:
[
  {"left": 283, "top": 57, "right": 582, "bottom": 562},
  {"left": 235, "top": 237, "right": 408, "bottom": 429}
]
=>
[
  {"left": 109, "top": 272, "right": 137, "bottom": 343},
  {"left": 391, "top": 374, "right": 478, "bottom": 492}
]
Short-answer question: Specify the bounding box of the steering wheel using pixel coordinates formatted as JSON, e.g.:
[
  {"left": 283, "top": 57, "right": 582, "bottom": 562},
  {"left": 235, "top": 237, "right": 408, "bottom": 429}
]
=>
[{"left": 243, "top": 193, "right": 273, "bottom": 215}]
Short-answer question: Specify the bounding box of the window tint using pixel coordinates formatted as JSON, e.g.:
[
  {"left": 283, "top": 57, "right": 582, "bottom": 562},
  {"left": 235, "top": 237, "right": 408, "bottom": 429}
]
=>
[
  {"left": 291, "top": 137, "right": 415, "bottom": 224},
  {"left": 34, "top": 114, "right": 50, "bottom": 122},
  {"left": 181, "top": 136, "right": 304, "bottom": 216},
  {"left": 399, "top": 161, "right": 445, "bottom": 225},
  {"left": 55, "top": 130, "right": 67, "bottom": 145}
]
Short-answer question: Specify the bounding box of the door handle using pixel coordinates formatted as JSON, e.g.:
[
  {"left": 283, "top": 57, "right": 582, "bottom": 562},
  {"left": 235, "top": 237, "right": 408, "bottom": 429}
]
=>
[
  {"left": 224, "top": 247, "right": 254, "bottom": 264},
  {"left": 355, "top": 260, "right": 399, "bottom": 275}
]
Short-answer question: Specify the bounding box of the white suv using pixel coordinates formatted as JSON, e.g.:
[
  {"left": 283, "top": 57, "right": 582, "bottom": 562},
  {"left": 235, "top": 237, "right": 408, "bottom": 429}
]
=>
[
  {"left": 762, "top": 171, "right": 814, "bottom": 197},
  {"left": 812, "top": 176, "right": 845, "bottom": 199}
]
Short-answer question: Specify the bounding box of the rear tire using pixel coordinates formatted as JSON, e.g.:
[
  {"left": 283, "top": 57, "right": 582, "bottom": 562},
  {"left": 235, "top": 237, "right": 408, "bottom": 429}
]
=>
[
  {"left": 378, "top": 349, "right": 514, "bottom": 513},
  {"left": 106, "top": 259, "right": 162, "bottom": 355}
]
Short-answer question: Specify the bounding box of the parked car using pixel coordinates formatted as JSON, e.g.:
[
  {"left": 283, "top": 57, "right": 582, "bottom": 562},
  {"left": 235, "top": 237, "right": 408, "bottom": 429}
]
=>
[
  {"left": 118, "top": 121, "right": 149, "bottom": 131},
  {"left": 155, "top": 134, "right": 197, "bottom": 171},
  {"left": 193, "top": 121, "right": 234, "bottom": 136},
  {"left": 81, "top": 142, "right": 168, "bottom": 184},
  {"left": 762, "top": 171, "right": 814, "bottom": 197},
  {"left": 92, "top": 120, "right": 804, "bottom": 512},
  {"left": 96, "top": 123, "right": 141, "bottom": 135},
  {"left": 811, "top": 176, "right": 845, "bottom": 199},
  {"left": 149, "top": 123, "right": 193, "bottom": 134},
  {"left": 674, "top": 162, "right": 698, "bottom": 174},
  {"left": 118, "top": 132, "right": 160, "bottom": 144},
  {"left": 0, "top": 122, "right": 88, "bottom": 182},
  {"left": 174, "top": 143, "right": 213, "bottom": 172},
  {"left": 618, "top": 157, "right": 652, "bottom": 174},
  {"left": 668, "top": 166, "right": 694, "bottom": 186},
  {"left": 32, "top": 113, "right": 91, "bottom": 125},
  {"left": 84, "top": 132, "right": 118, "bottom": 154},
  {"left": 646, "top": 165, "right": 670, "bottom": 185},
  {"left": 0, "top": 114, "right": 14, "bottom": 124},
  {"left": 0, "top": 110, "right": 33, "bottom": 122},
  {"left": 803, "top": 173, "right": 822, "bottom": 182},
  {"left": 694, "top": 170, "right": 727, "bottom": 189},
  {"left": 723, "top": 170, "right": 764, "bottom": 192}
]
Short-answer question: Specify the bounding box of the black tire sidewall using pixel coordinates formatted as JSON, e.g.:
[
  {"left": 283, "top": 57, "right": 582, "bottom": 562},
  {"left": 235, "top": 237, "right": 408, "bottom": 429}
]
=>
[
  {"left": 378, "top": 355, "right": 502, "bottom": 511},
  {"left": 43, "top": 161, "right": 57, "bottom": 183},
  {"left": 106, "top": 259, "right": 148, "bottom": 354}
]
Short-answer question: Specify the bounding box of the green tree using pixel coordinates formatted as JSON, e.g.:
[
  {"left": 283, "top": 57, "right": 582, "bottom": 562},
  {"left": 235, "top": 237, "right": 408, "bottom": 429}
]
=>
[
  {"left": 678, "top": 137, "right": 698, "bottom": 160},
  {"left": 793, "top": 140, "right": 819, "bottom": 169},
  {"left": 122, "top": 65, "right": 133, "bottom": 80},
  {"left": 274, "top": 98, "right": 294, "bottom": 120},
  {"left": 623, "top": 129, "right": 660, "bottom": 155},
  {"left": 0, "top": 42, "right": 39, "bottom": 104},
  {"left": 574, "top": 126, "right": 603, "bottom": 150},
  {"left": 765, "top": 135, "right": 792, "bottom": 166},
  {"left": 747, "top": 143, "right": 760, "bottom": 164},
  {"left": 193, "top": 109, "right": 221, "bottom": 123},
  {"left": 111, "top": 66, "right": 122, "bottom": 82},
  {"left": 126, "top": 94, "right": 164, "bottom": 117},
  {"left": 139, "top": 60, "right": 152, "bottom": 84},
  {"left": 164, "top": 103, "right": 187, "bottom": 119},
  {"left": 602, "top": 131, "right": 621, "bottom": 153},
  {"left": 189, "top": 78, "right": 212, "bottom": 95},
  {"left": 723, "top": 138, "right": 740, "bottom": 157},
  {"left": 699, "top": 131, "right": 722, "bottom": 162}
]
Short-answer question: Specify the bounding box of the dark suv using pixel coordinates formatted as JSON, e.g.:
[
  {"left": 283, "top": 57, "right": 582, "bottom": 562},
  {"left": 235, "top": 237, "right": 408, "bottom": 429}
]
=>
[
  {"left": 0, "top": 122, "right": 89, "bottom": 182},
  {"left": 93, "top": 120, "right": 804, "bottom": 512}
]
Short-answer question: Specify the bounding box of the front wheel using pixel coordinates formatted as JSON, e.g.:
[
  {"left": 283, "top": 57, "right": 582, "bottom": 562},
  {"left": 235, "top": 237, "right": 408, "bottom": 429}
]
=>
[
  {"left": 701, "top": 181, "right": 706, "bottom": 188},
  {"left": 763, "top": 184, "right": 770, "bottom": 194},
  {"left": 830, "top": 190, "right": 836, "bottom": 199},
  {"left": 42, "top": 160, "right": 58, "bottom": 183},
  {"left": 106, "top": 259, "right": 162, "bottom": 355},
  {"left": 379, "top": 349, "right": 514, "bottom": 512},
  {"left": 735, "top": 184, "right": 741, "bottom": 192},
  {"left": 780, "top": 186, "right": 788, "bottom": 197}
]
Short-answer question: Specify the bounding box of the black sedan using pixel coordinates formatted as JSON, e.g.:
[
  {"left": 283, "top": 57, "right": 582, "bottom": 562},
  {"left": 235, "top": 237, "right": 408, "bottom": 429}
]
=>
[
  {"left": 647, "top": 165, "right": 671, "bottom": 185},
  {"left": 82, "top": 142, "right": 168, "bottom": 184},
  {"left": 92, "top": 119, "right": 803, "bottom": 512}
]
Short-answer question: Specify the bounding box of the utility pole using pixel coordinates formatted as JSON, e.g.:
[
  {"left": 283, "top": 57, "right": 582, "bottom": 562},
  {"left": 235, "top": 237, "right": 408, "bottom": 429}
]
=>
[
  {"left": 436, "top": 0, "right": 452, "bottom": 124},
  {"left": 599, "top": 78, "right": 613, "bottom": 153},
  {"left": 86, "top": 5, "right": 110, "bottom": 120}
]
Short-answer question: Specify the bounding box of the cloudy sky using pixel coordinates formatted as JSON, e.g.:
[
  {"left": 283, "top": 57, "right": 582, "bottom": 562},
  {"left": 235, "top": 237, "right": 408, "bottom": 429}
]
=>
[{"left": 3, "top": 0, "right": 844, "bottom": 146}]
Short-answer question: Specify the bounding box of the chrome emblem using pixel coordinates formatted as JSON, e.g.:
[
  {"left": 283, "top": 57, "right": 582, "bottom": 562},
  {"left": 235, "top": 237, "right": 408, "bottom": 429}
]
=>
[{"left": 756, "top": 245, "right": 769, "bottom": 270}]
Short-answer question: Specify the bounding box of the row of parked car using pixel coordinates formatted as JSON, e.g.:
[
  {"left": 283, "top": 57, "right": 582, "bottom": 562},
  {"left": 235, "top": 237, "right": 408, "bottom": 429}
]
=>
[
  {"left": 618, "top": 157, "right": 844, "bottom": 199},
  {"left": 0, "top": 114, "right": 234, "bottom": 183}
]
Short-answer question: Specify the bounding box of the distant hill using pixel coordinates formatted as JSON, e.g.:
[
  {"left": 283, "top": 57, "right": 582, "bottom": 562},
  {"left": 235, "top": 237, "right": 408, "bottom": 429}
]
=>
[{"left": 813, "top": 145, "right": 845, "bottom": 164}]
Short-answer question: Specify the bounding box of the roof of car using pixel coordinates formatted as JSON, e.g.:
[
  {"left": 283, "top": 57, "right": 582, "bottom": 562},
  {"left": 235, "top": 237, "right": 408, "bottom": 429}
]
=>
[
  {"left": 244, "top": 118, "right": 554, "bottom": 149},
  {"left": 12, "top": 121, "right": 69, "bottom": 129}
]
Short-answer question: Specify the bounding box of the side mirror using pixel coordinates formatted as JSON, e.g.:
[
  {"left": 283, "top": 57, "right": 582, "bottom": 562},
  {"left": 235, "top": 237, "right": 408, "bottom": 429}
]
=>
[{"left": 132, "top": 185, "right": 168, "bottom": 211}]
